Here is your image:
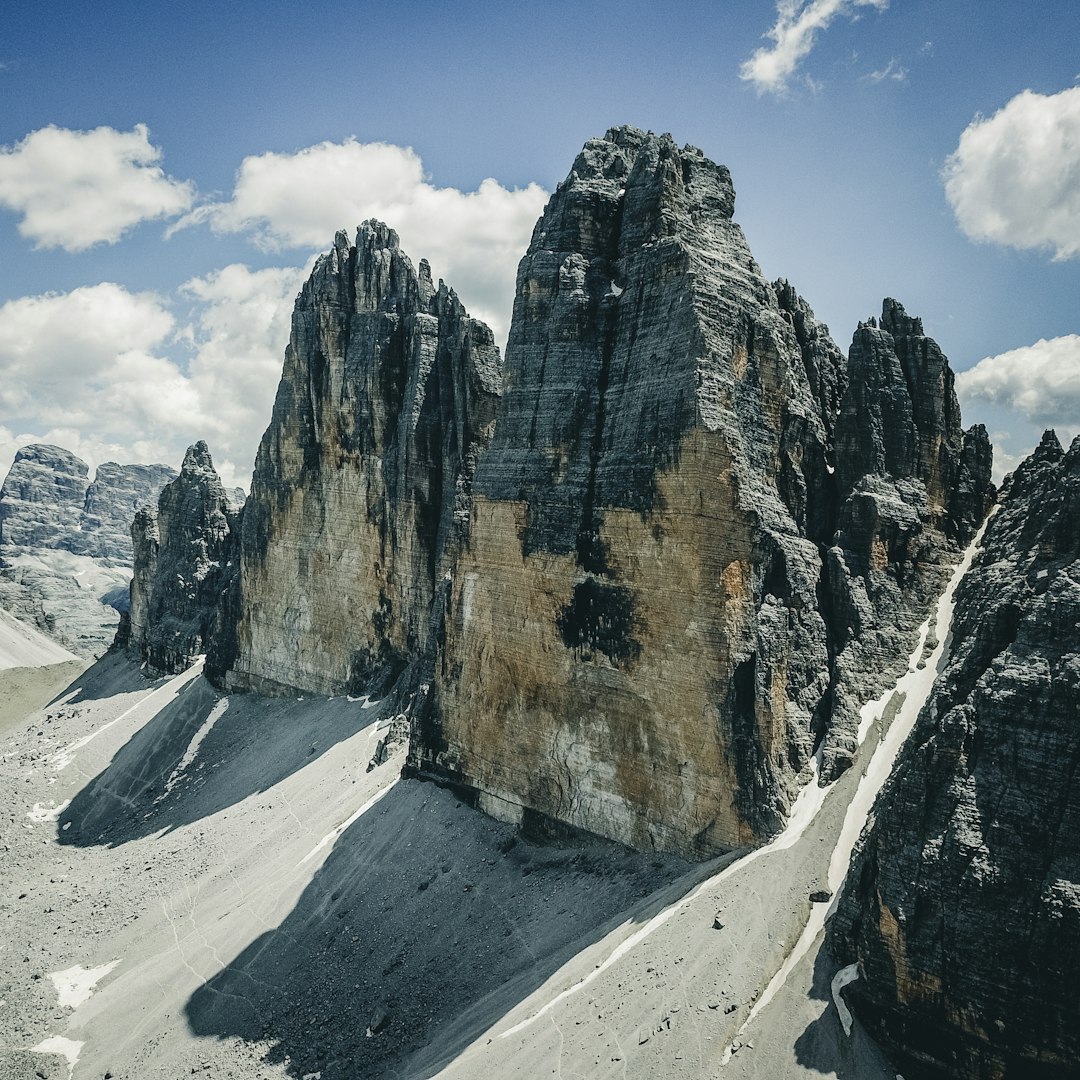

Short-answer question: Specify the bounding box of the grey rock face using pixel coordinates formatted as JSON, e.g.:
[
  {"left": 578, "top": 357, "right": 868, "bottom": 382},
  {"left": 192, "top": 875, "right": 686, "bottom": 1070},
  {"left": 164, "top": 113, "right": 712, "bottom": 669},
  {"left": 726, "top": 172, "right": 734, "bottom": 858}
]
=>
[
  {"left": 0, "top": 444, "right": 175, "bottom": 656},
  {"left": 406, "top": 127, "right": 993, "bottom": 856},
  {"left": 75, "top": 461, "right": 179, "bottom": 562},
  {"left": 831, "top": 430, "right": 1080, "bottom": 1078},
  {"left": 0, "top": 444, "right": 87, "bottom": 550},
  {"left": 125, "top": 442, "right": 240, "bottom": 674},
  {"left": 220, "top": 222, "right": 500, "bottom": 696},
  {"left": 185, "top": 127, "right": 991, "bottom": 862},
  {"left": 821, "top": 304, "right": 996, "bottom": 778}
]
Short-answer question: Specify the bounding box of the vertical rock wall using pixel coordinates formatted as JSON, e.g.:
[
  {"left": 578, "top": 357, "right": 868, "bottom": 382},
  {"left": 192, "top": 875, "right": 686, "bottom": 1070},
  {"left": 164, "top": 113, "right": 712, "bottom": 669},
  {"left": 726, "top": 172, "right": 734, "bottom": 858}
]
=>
[
  {"left": 406, "top": 128, "right": 992, "bottom": 858},
  {"left": 831, "top": 431, "right": 1080, "bottom": 1078},
  {"left": 220, "top": 223, "right": 501, "bottom": 696},
  {"left": 125, "top": 441, "right": 241, "bottom": 674}
]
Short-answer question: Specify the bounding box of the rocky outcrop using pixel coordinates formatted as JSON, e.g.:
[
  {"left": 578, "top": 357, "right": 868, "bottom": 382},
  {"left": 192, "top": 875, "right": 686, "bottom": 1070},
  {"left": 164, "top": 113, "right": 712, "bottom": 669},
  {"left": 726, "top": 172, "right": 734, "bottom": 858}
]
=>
[
  {"left": 218, "top": 222, "right": 501, "bottom": 696},
  {"left": 831, "top": 431, "right": 1080, "bottom": 1079},
  {"left": 406, "top": 127, "right": 993, "bottom": 857},
  {"left": 0, "top": 444, "right": 175, "bottom": 655},
  {"left": 821, "top": 306, "right": 995, "bottom": 777},
  {"left": 124, "top": 442, "right": 241, "bottom": 674}
]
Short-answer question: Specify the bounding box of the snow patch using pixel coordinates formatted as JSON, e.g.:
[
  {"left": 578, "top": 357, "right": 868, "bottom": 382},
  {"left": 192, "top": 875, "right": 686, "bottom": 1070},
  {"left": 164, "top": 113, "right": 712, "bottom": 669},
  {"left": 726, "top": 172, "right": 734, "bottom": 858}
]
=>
[
  {"left": 831, "top": 963, "right": 860, "bottom": 1036},
  {"left": 162, "top": 697, "right": 229, "bottom": 793},
  {"left": 49, "top": 959, "right": 121, "bottom": 1008},
  {"left": 32, "top": 1036, "right": 84, "bottom": 1076},
  {"left": 27, "top": 799, "right": 70, "bottom": 824},
  {"left": 299, "top": 774, "right": 400, "bottom": 866}
]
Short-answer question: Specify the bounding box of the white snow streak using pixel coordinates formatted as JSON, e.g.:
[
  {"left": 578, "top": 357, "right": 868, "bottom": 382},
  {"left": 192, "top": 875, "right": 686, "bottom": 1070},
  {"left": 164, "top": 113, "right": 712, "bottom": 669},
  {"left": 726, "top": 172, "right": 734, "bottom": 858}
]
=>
[
  {"left": 831, "top": 963, "right": 860, "bottom": 1036},
  {"left": 32, "top": 1035, "right": 84, "bottom": 1076},
  {"left": 722, "top": 512, "right": 993, "bottom": 1060}
]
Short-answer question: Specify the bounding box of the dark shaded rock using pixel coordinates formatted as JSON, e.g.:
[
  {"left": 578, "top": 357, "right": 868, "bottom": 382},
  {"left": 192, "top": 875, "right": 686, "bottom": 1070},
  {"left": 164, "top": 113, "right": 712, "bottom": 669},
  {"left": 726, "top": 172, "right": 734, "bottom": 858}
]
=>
[
  {"left": 125, "top": 442, "right": 240, "bottom": 674},
  {"left": 221, "top": 222, "right": 500, "bottom": 696},
  {"left": 831, "top": 429, "right": 1080, "bottom": 1079},
  {"left": 400, "top": 129, "right": 994, "bottom": 858},
  {"left": 819, "top": 302, "right": 996, "bottom": 779}
]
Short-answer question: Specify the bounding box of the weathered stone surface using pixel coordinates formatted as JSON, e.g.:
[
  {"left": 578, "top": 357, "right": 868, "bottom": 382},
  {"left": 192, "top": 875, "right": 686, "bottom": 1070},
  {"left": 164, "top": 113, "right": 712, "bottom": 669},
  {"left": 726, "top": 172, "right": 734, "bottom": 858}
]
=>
[
  {"left": 831, "top": 430, "right": 1080, "bottom": 1079},
  {"left": 404, "top": 129, "right": 992, "bottom": 858},
  {"left": 125, "top": 442, "right": 241, "bottom": 674},
  {"left": 0, "top": 444, "right": 175, "bottom": 655},
  {"left": 820, "top": 305, "right": 996, "bottom": 778},
  {"left": 0, "top": 444, "right": 87, "bottom": 550},
  {"left": 220, "top": 222, "right": 500, "bottom": 696},
  {"left": 74, "top": 460, "right": 179, "bottom": 561}
]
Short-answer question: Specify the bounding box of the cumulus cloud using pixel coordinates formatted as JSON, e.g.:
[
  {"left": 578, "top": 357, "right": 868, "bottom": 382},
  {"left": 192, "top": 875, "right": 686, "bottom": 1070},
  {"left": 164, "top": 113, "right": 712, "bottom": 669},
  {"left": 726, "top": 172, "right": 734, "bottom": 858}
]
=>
[
  {"left": 172, "top": 138, "right": 548, "bottom": 343},
  {"left": 0, "top": 124, "right": 194, "bottom": 251},
  {"left": 944, "top": 86, "right": 1080, "bottom": 260},
  {"left": 957, "top": 335, "right": 1080, "bottom": 430},
  {"left": 0, "top": 270, "right": 305, "bottom": 491},
  {"left": 741, "top": 0, "right": 890, "bottom": 95},
  {"left": 176, "top": 262, "right": 308, "bottom": 486}
]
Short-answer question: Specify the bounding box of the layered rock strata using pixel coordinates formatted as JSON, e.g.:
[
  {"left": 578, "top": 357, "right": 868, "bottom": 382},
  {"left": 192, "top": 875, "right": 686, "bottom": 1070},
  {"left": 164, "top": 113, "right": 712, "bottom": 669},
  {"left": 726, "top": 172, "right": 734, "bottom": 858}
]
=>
[
  {"left": 0, "top": 444, "right": 175, "bottom": 654},
  {"left": 218, "top": 222, "right": 501, "bottom": 696},
  {"left": 405, "top": 128, "right": 992, "bottom": 856},
  {"left": 124, "top": 442, "right": 241, "bottom": 674},
  {"left": 831, "top": 431, "right": 1080, "bottom": 1079},
  {"left": 822, "top": 304, "right": 995, "bottom": 777}
]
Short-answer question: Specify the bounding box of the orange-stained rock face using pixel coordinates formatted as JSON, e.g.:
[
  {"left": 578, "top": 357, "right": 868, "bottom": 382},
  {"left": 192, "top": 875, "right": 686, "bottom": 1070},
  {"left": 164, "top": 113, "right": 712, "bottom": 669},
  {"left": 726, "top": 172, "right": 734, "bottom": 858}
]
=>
[{"left": 217, "top": 223, "right": 501, "bottom": 696}]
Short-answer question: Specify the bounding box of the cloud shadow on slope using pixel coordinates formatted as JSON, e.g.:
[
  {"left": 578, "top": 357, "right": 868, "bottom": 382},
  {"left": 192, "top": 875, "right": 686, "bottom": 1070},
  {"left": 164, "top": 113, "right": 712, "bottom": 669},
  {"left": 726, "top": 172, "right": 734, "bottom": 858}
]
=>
[
  {"left": 184, "top": 777, "right": 695, "bottom": 1080},
  {"left": 57, "top": 656, "right": 382, "bottom": 848}
]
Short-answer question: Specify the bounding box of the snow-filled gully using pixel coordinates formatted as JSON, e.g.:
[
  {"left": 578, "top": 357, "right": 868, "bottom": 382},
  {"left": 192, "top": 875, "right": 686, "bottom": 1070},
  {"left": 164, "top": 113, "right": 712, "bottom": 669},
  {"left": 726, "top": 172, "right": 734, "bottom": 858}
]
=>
[
  {"left": 489, "top": 514, "right": 992, "bottom": 1060},
  {"left": 721, "top": 511, "right": 993, "bottom": 1061}
]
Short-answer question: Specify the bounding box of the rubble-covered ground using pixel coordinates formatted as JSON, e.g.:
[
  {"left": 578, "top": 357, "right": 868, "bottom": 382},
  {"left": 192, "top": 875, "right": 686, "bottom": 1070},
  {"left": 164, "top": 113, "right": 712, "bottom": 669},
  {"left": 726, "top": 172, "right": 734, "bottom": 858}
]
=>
[{"left": 0, "top": 598, "right": 938, "bottom": 1079}]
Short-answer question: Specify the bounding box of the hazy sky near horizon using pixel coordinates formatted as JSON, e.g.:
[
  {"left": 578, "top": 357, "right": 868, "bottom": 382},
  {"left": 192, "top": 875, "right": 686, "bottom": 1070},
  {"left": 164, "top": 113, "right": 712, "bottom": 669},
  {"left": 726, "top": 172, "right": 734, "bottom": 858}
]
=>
[{"left": 1, "top": 0, "right": 1078, "bottom": 488}]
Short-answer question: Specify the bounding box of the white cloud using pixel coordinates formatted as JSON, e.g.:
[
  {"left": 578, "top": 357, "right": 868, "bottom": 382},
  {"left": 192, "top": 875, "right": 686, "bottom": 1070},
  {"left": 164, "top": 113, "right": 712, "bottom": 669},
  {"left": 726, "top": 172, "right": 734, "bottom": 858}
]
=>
[
  {"left": 176, "top": 263, "right": 309, "bottom": 487},
  {"left": 0, "top": 270, "right": 305, "bottom": 492},
  {"left": 944, "top": 86, "right": 1080, "bottom": 260},
  {"left": 741, "top": 0, "right": 890, "bottom": 95},
  {"left": 865, "top": 58, "right": 907, "bottom": 84},
  {"left": 0, "top": 124, "right": 194, "bottom": 252},
  {"left": 957, "top": 335, "right": 1080, "bottom": 428},
  {"left": 172, "top": 138, "right": 548, "bottom": 344}
]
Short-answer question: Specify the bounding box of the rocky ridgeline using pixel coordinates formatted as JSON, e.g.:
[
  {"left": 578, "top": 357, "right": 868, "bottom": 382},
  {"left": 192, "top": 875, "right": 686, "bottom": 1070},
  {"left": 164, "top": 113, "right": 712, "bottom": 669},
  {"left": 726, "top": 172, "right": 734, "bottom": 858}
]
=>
[
  {"left": 121, "top": 441, "right": 242, "bottom": 674},
  {"left": 410, "top": 127, "right": 992, "bottom": 854},
  {"left": 214, "top": 222, "right": 501, "bottom": 697},
  {"left": 831, "top": 430, "right": 1080, "bottom": 1078},
  {"left": 0, "top": 444, "right": 175, "bottom": 655},
  {"left": 128, "top": 127, "right": 992, "bottom": 860}
]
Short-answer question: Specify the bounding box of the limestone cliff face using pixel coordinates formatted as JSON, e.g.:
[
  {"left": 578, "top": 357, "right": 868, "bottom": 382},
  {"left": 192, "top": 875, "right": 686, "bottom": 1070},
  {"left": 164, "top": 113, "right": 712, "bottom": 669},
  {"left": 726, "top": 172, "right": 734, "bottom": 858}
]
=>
[
  {"left": 0, "top": 444, "right": 175, "bottom": 655},
  {"left": 406, "top": 127, "right": 990, "bottom": 857},
  {"left": 821, "top": 305, "right": 995, "bottom": 777},
  {"left": 220, "top": 223, "right": 501, "bottom": 696},
  {"left": 831, "top": 431, "right": 1080, "bottom": 1079},
  {"left": 125, "top": 442, "right": 240, "bottom": 674}
]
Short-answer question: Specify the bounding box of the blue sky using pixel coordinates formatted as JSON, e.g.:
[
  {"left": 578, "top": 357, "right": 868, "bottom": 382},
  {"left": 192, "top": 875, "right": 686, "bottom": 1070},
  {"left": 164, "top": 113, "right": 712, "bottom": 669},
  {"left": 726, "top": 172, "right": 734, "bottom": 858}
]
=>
[{"left": 1, "top": 0, "right": 1078, "bottom": 486}]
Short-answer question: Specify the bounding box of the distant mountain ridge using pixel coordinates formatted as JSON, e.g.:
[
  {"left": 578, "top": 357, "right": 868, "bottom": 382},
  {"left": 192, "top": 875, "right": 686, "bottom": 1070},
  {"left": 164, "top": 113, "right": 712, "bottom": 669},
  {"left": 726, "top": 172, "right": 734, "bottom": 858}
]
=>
[{"left": 0, "top": 443, "right": 176, "bottom": 655}]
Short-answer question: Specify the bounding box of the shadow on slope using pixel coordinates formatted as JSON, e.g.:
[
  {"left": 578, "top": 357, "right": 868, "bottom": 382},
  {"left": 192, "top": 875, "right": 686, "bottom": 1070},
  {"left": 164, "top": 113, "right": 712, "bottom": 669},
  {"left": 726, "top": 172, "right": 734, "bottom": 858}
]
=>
[
  {"left": 186, "top": 778, "right": 692, "bottom": 1080},
  {"left": 48, "top": 649, "right": 161, "bottom": 704},
  {"left": 789, "top": 938, "right": 898, "bottom": 1079},
  {"left": 57, "top": 661, "right": 380, "bottom": 848}
]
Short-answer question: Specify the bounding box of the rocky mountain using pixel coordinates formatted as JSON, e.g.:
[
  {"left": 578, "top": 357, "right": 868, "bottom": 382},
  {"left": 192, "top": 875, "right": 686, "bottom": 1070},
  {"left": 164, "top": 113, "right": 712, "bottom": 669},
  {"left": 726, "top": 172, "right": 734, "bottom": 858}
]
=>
[
  {"left": 0, "top": 444, "right": 176, "bottom": 655},
  {"left": 123, "top": 127, "right": 992, "bottom": 863},
  {"left": 214, "top": 223, "right": 501, "bottom": 697},
  {"left": 122, "top": 441, "right": 241, "bottom": 674},
  {"left": 408, "top": 127, "right": 993, "bottom": 856},
  {"left": 831, "top": 430, "right": 1080, "bottom": 1078}
]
